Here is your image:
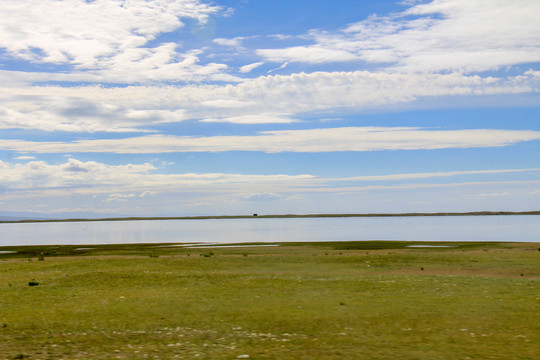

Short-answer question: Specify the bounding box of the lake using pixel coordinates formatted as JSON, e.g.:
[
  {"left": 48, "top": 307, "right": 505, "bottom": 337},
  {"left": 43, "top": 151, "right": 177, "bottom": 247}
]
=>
[{"left": 1, "top": 215, "right": 539, "bottom": 246}]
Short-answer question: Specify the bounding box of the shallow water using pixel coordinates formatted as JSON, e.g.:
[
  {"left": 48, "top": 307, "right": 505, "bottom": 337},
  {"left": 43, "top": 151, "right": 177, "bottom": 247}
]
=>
[{"left": 0, "top": 215, "right": 539, "bottom": 246}]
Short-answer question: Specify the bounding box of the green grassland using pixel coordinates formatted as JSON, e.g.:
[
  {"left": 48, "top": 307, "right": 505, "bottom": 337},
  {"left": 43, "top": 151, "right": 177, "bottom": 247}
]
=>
[{"left": 0, "top": 241, "right": 539, "bottom": 359}]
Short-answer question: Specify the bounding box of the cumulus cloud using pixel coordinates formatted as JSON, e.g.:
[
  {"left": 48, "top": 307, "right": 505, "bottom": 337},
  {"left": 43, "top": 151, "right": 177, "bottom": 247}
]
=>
[
  {"left": 257, "top": 0, "right": 540, "bottom": 72},
  {"left": 2, "top": 127, "right": 540, "bottom": 154},
  {"left": 0, "top": 0, "right": 229, "bottom": 83},
  {"left": 2, "top": 158, "right": 538, "bottom": 208},
  {"left": 0, "top": 158, "right": 315, "bottom": 197},
  {"left": 0, "top": 92, "right": 190, "bottom": 132},
  {"left": 2, "top": 70, "right": 538, "bottom": 132},
  {"left": 0, "top": 158, "right": 155, "bottom": 190},
  {"left": 0, "top": 0, "right": 219, "bottom": 65}
]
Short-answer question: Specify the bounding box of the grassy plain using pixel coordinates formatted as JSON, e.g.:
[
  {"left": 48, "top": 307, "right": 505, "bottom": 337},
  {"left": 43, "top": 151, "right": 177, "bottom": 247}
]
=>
[{"left": 0, "top": 241, "right": 539, "bottom": 360}]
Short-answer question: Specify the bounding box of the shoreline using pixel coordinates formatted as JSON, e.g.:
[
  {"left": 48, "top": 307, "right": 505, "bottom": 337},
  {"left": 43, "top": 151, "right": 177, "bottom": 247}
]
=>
[{"left": 1, "top": 210, "right": 539, "bottom": 224}]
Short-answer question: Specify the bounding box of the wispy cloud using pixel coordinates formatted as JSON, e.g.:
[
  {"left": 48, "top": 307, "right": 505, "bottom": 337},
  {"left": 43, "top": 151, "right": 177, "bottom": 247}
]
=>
[
  {"left": 239, "top": 62, "right": 264, "bottom": 73},
  {"left": 466, "top": 192, "right": 512, "bottom": 199},
  {"left": 332, "top": 169, "right": 540, "bottom": 182},
  {"left": 200, "top": 113, "right": 297, "bottom": 124},
  {"left": 2, "top": 127, "right": 540, "bottom": 154},
  {"left": 14, "top": 156, "right": 36, "bottom": 160},
  {"left": 256, "top": 0, "right": 540, "bottom": 73}
]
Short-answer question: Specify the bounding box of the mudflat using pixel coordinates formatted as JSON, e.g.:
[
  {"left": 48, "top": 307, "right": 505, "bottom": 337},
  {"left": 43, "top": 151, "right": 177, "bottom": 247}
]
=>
[{"left": 0, "top": 241, "right": 538, "bottom": 359}]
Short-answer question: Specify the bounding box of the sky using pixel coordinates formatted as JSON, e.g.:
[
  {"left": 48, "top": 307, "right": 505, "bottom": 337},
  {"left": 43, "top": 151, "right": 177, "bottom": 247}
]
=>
[{"left": 0, "top": 0, "right": 540, "bottom": 218}]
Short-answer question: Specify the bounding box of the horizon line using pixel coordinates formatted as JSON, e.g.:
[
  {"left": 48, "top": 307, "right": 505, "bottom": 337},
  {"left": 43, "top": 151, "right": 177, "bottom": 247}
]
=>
[{"left": 2, "top": 210, "right": 540, "bottom": 224}]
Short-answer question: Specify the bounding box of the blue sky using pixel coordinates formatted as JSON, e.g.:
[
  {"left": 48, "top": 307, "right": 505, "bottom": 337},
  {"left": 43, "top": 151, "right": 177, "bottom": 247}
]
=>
[{"left": 1, "top": 0, "right": 540, "bottom": 217}]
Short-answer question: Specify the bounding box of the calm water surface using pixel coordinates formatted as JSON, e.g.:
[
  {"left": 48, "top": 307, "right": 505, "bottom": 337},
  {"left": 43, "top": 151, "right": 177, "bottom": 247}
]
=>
[{"left": 1, "top": 216, "right": 539, "bottom": 246}]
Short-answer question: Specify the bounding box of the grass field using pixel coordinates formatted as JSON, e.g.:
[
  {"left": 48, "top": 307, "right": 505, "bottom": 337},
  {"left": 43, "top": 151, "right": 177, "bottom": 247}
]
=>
[{"left": 0, "top": 241, "right": 539, "bottom": 359}]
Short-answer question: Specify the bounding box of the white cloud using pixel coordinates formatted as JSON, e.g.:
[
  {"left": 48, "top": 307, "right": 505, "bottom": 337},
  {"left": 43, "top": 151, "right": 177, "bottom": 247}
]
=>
[
  {"left": 257, "top": 0, "right": 540, "bottom": 73},
  {"left": 109, "top": 193, "right": 137, "bottom": 198},
  {"left": 14, "top": 156, "right": 36, "bottom": 160},
  {"left": 213, "top": 37, "right": 246, "bottom": 47},
  {"left": 200, "top": 99, "right": 254, "bottom": 108},
  {"left": 239, "top": 62, "right": 264, "bottom": 73},
  {"left": 332, "top": 168, "right": 540, "bottom": 182},
  {"left": 140, "top": 191, "right": 159, "bottom": 197},
  {"left": 104, "top": 193, "right": 138, "bottom": 202},
  {"left": 257, "top": 46, "right": 357, "bottom": 64},
  {"left": 267, "top": 62, "right": 289, "bottom": 74},
  {"left": 0, "top": 99, "right": 157, "bottom": 132},
  {"left": 240, "top": 192, "right": 285, "bottom": 202},
  {"left": 1, "top": 70, "right": 538, "bottom": 132},
  {"left": 0, "top": 158, "right": 155, "bottom": 190},
  {"left": 1, "top": 127, "right": 540, "bottom": 154},
  {"left": 200, "top": 113, "right": 297, "bottom": 124},
  {"left": 466, "top": 192, "right": 511, "bottom": 199},
  {"left": 2, "top": 158, "right": 539, "bottom": 216},
  {"left": 0, "top": 0, "right": 229, "bottom": 83},
  {"left": 0, "top": 92, "right": 190, "bottom": 132},
  {"left": 0, "top": 0, "right": 219, "bottom": 66},
  {"left": 0, "top": 159, "right": 316, "bottom": 200},
  {"left": 1, "top": 158, "right": 537, "bottom": 194}
]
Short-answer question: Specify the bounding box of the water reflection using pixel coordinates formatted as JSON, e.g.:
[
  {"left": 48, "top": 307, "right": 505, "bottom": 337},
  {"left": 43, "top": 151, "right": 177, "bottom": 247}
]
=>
[{"left": 0, "top": 215, "right": 539, "bottom": 246}]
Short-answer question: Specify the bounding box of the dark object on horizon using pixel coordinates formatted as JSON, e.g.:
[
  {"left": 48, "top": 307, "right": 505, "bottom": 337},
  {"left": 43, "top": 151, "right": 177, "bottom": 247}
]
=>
[{"left": 253, "top": 213, "right": 258, "bottom": 217}]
